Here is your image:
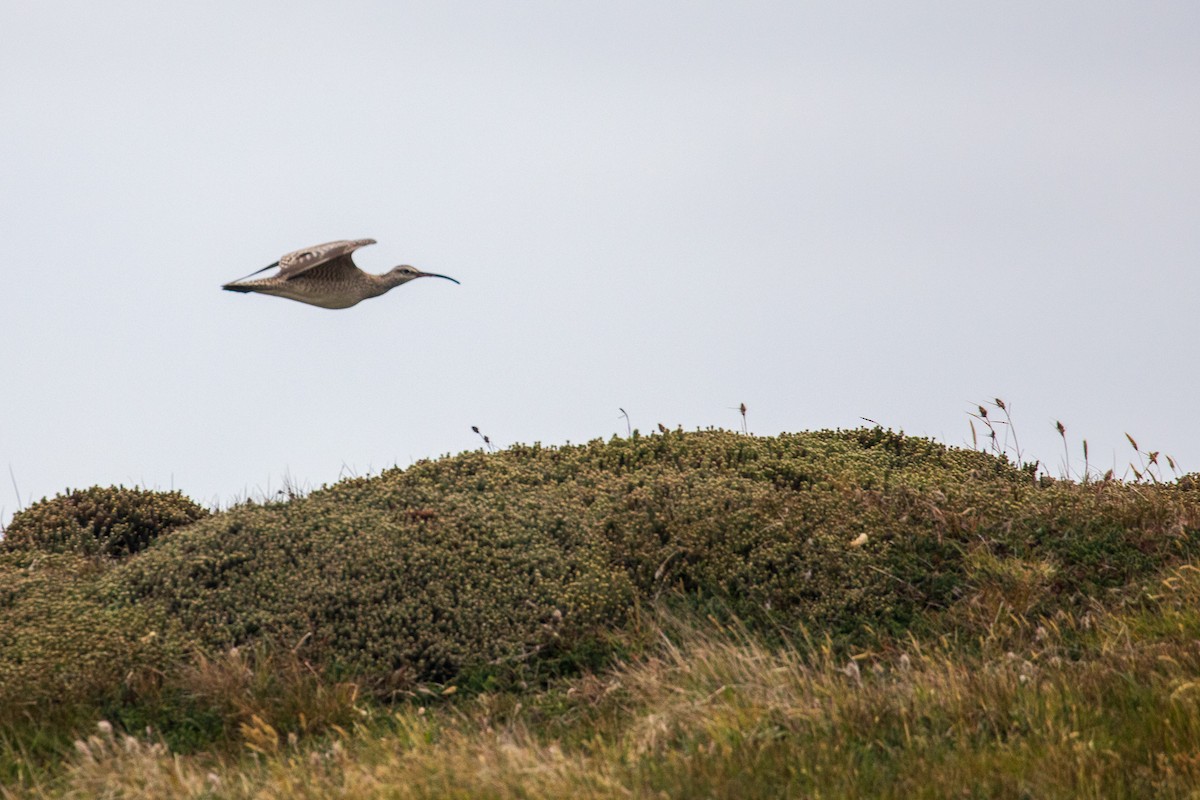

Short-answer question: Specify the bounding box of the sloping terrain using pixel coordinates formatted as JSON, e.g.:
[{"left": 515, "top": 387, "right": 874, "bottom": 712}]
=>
[{"left": 3, "top": 429, "right": 1200, "bottom": 796}]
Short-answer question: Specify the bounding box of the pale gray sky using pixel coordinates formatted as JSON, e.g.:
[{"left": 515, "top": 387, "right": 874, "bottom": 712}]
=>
[{"left": 3, "top": 2, "right": 1198, "bottom": 522}]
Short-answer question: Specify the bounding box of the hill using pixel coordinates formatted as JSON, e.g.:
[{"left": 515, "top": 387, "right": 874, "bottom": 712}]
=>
[{"left": 3, "top": 429, "right": 1200, "bottom": 797}]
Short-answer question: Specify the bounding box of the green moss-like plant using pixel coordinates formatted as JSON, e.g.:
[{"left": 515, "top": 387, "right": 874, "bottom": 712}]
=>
[
  {"left": 0, "top": 550, "right": 183, "bottom": 723},
  {"left": 7, "top": 430, "right": 1198, "bottom": 703},
  {"left": 119, "top": 495, "right": 635, "bottom": 691},
  {"left": 114, "top": 429, "right": 1199, "bottom": 691},
  {"left": 2, "top": 486, "right": 208, "bottom": 558}
]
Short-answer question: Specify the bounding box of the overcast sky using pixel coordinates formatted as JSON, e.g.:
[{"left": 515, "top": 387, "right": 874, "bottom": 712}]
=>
[{"left": 2, "top": 2, "right": 1198, "bottom": 523}]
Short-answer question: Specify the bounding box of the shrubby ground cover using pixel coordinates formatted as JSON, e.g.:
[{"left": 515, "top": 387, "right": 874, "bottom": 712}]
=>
[{"left": 3, "top": 429, "right": 1199, "bottom": 797}]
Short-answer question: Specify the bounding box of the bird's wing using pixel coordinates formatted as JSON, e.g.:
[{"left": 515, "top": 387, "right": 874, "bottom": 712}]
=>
[{"left": 275, "top": 239, "right": 377, "bottom": 280}]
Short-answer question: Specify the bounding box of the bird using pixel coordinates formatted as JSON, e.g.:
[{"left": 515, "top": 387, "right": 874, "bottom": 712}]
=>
[{"left": 222, "top": 239, "right": 459, "bottom": 309}]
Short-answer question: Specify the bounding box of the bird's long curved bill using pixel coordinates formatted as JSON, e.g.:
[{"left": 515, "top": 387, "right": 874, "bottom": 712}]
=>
[{"left": 419, "top": 271, "right": 460, "bottom": 284}]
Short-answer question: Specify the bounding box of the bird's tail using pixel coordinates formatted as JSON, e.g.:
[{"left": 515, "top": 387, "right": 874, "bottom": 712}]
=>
[{"left": 222, "top": 282, "right": 255, "bottom": 293}]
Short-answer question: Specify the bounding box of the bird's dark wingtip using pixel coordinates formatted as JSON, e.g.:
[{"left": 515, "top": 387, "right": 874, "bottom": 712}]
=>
[{"left": 222, "top": 283, "right": 253, "bottom": 293}]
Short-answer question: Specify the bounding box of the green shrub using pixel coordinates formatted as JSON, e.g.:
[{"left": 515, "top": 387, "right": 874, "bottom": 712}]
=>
[
  {"left": 104, "top": 430, "right": 1098, "bottom": 688},
  {"left": 1, "top": 486, "right": 208, "bottom": 558},
  {"left": 15, "top": 430, "right": 1200, "bottom": 698},
  {"left": 0, "top": 551, "right": 183, "bottom": 723},
  {"left": 119, "top": 491, "right": 635, "bottom": 691}
]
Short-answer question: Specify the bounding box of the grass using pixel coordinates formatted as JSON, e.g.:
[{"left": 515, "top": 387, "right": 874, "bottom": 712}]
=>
[
  {"left": 11, "top": 576, "right": 1200, "bottom": 799},
  {"left": 3, "top": 427, "right": 1200, "bottom": 797}
]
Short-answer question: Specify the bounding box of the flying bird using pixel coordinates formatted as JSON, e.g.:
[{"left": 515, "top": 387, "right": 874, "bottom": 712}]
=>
[{"left": 222, "top": 239, "right": 459, "bottom": 309}]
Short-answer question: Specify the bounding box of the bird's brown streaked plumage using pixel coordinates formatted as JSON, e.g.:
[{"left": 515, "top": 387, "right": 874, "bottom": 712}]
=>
[{"left": 222, "top": 239, "right": 459, "bottom": 309}]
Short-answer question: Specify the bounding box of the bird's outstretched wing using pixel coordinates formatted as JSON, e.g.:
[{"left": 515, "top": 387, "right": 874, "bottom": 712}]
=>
[
  {"left": 224, "top": 239, "right": 377, "bottom": 285},
  {"left": 275, "top": 239, "right": 377, "bottom": 280}
]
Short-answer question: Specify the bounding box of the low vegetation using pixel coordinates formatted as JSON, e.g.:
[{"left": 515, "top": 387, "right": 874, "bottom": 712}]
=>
[
  {"left": 2, "top": 428, "right": 1199, "bottom": 797},
  {"left": 1, "top": 486, "right": 208, "bottom": 559}
]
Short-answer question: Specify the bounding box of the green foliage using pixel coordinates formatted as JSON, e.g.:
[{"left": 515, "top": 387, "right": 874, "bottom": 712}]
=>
[
  {"left": 2, "top": 486, "right": 208, "bottom": 558},
  {"left": 118, "top": 429, "right": 1200, "bottom": 689},
  {"left": 23, "top": 585, "right": 1200, "bottom": 799},
  {"left": 4, "top": 428, "right": 1200, "bottom": 783},
  {"left": 0, "top": 551, "right": 183, "bottom": 727},
  {"left": 119, "top": 491, "right": 635, "bottom": 691}
]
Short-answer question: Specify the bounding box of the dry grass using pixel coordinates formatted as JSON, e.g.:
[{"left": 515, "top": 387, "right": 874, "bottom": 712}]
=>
[{"left": 11, "top": 565, "right": 1200, "bottom": 799}]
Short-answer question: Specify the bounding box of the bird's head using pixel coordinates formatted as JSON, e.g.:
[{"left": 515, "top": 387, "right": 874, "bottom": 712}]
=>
[{"left": 387, "top": 265, "right": 461, "bottom": 285}]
